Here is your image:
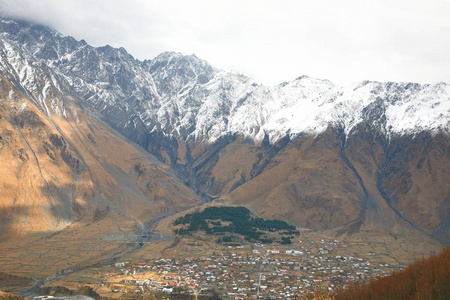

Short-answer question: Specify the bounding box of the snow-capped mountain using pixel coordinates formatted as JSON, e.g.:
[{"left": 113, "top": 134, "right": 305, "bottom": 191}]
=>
[
  {"left": 0, "top": 17, "right": 449, "bottom": 246},
  {"left": 0, "top": 17, "right": 448, "bottom": 146}
]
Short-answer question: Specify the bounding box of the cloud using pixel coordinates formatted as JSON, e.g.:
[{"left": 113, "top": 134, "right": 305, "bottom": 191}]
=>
[{"left": 1, "top": 0, "right": 449, "bottom": 86}]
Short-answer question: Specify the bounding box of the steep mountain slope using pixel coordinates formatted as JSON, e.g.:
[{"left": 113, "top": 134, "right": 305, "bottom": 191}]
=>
[
  {"left": 0, "top": 74, "right": 200, "bottom": 279},
  {"left": 0, "top": 76, "right": 200, "bottom": 237},
  {"left": 0, "top": 16, "right": 448, "bottom": 250}
]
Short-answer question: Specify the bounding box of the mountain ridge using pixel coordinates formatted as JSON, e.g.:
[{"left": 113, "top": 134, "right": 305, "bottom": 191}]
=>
[
  {"left": 0, "top": 16, "right": 448, "bottom": 248},
  {"left": 0, "top": 17, "right": 448, "bottom": 146}
]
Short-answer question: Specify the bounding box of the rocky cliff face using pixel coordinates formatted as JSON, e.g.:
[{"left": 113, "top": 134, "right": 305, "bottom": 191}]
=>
[{"left": 0, "top": 17, "right": 448, "bottom": 245}]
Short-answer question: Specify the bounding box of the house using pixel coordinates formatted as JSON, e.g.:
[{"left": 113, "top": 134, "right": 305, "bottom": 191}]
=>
[
  {"left": 319, "top": 248, "right": 329, "bottom": 254},
  {"left": 286, "top": 250, "right": 303, "bottom": 255}
]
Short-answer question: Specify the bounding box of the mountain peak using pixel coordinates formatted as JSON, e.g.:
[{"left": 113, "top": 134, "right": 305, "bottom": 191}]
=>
[
  {"left": 152, "top": 51, "right": 183, "bottom": 61},
  {"left": 0, "top": 17, "right": 448, "bottom": 144}
]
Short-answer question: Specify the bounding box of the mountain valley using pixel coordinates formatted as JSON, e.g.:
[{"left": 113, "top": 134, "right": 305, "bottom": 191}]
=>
[{"left": 0, "top": 17, "right": 448, "bottom": 297}]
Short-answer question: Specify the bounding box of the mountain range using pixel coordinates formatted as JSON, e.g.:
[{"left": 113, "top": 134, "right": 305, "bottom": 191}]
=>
[{"left": 0, "top": 17, "right": 448, "bottom": 278}]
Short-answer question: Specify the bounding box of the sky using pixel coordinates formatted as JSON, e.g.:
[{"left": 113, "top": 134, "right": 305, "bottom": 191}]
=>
[{"left": 0, "top": 0, "right": 449, "bottom": 86}]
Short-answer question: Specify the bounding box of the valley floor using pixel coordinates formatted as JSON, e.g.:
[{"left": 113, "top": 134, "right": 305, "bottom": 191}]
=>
[{"left": 0, "top": 216, "right": 443, "bottom": 299}]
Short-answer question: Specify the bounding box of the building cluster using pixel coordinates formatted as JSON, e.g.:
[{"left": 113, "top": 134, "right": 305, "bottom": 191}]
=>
[{"left": 102, "top": 239, "right": 402, "bottom": 299}]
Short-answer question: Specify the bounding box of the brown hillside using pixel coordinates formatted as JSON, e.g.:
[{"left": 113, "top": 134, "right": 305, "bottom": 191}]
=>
[
  {"left": 0, "top": 291, "right": 25, "bottom": 300},
  {"left": 152, "top": 118, "right": 449, "bottom": 246},
  {"left": 335, "top": 247, "right": 450, "bottom": 300},
  {"left": 223, "top": 129, "right": 364, "bottom": 230},
  {"left": 0, "top": 76, "right": 201, "bottom": 282}
]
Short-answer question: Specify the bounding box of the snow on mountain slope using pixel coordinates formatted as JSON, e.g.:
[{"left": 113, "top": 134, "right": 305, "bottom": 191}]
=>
[{"left": 0, "top": 17, "right": 449, "bottom": 145}]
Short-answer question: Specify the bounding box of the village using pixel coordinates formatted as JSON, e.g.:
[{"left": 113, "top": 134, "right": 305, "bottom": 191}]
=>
[{"left": 85, "top": 237, "right": 403, "bottom": 299}]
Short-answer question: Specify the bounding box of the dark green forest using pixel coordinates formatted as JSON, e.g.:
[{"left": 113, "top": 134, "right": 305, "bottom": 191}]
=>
[{"left": 173, "top": 206, "right": 299, "bottom": 244}]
